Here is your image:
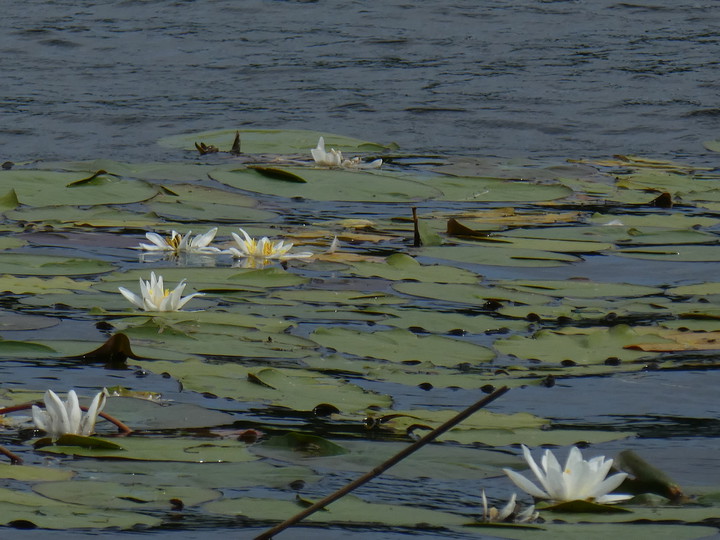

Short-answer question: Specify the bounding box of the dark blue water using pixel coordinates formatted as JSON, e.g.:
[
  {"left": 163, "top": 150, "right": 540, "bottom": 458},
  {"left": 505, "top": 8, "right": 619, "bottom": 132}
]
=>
[{"left": 1, "top": 0, "right": 719, "bottom": 164}]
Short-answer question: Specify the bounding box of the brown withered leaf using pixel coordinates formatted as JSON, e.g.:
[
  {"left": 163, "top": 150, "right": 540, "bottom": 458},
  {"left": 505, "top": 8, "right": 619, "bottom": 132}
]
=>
[
  {"left": 195, "top": 142, "right": 219, "bottom": 155},
  {"left": 66, "top": 333, "right": 144, "bottom": 368},
  {"left": 446, "top": 218, "right": 491, "bottom": 239}
]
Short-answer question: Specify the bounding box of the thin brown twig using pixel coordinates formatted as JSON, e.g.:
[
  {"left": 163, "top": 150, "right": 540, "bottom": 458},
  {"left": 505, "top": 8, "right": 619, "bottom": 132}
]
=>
[{"left": 253, "top": 385, "right": 510, "bottom": 540}]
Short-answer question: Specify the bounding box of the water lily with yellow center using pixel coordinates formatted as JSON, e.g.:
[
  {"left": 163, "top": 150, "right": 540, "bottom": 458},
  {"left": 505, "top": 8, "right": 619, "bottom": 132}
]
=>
[
  {"left": 225, "top": 228, "right": 313, "bottom": 261},
  {"left": 311, "top": 137, "right": 382, "bottom": 169},
  {"left": 32, "top": 389, "right": 107, "bottom": 440},
  {"left": 118, "top": 271, "right": 203, "bottom": 311},
  {"left": 139, "top": 228, "right": 220, "bottom": 254},
  {"left": 503, "top": 445, "right": 631, "bottom": 504},
  {"left": 480, "top": 490, "right": 538, "bottom": 524}
]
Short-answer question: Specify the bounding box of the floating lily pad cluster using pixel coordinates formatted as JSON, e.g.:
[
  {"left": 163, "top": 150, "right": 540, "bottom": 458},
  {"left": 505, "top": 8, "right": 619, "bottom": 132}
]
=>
[{"left": 0, "top": 130, "right": 717, "bottom": 536}]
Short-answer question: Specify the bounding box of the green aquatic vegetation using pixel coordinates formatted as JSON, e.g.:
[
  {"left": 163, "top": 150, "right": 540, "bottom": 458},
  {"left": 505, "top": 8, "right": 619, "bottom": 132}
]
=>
[{"left": 0, "top": 129, "right": 717, "bottom": 535}]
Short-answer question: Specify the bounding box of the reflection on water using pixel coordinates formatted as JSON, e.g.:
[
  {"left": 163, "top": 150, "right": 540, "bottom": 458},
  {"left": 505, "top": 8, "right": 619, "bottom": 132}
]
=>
[{"left": 1, "top": 0, "right": 719, "bottom": 163}]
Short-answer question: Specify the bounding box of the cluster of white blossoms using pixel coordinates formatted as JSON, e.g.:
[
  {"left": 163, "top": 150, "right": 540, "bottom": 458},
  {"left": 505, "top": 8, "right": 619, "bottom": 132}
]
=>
[
  {"left": 138, "top": 227, "right": 313, "bottom": 261},
  {"left": 311, "top": 137, "right": 382, "bottom": 169},
  {"left": 32, "top": 389, "right": 107, "bottom": 441},
  {"left": 126, "top": 227, "right": 316, "bottom": 311}
]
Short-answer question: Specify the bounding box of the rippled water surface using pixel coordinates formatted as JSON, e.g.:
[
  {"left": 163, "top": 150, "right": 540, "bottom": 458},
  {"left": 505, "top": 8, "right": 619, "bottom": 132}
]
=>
[{"left": 2, "top": 0, "right": 719, "bottom": 163}]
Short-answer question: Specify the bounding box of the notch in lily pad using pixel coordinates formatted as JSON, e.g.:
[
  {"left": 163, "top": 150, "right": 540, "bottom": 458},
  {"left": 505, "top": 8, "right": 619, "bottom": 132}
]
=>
[{"left": 263, "top": 432, "right": 348, "bottom": 457}]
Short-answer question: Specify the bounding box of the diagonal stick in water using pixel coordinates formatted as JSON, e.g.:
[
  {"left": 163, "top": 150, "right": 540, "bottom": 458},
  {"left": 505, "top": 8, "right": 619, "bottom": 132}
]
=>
[{"left": 254, "top": 385, "right": 510, "bottom": 540}]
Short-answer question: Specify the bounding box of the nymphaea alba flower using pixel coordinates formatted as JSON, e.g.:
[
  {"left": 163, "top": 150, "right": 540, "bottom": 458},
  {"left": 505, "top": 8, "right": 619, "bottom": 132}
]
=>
[
  {"left": 32, "top": 389, "right": 107, "bottom": 440},
  {"left": 503, "top": 445, "right": 631, "bottom": 504},
  {"left": 118, "top": 271, "right": 203, "bottom": 311},
  {"left": 481, "top": 490, "right": 539, "bottom": 524},
  {"left": 311, "top": 137, "right": 382, "bottom": 169},
  {"left": 139, "top": 228, "right": 220, "bottom": 254},
  {"left": 225, "top": 228, "right": 313, "bottom": 260}
]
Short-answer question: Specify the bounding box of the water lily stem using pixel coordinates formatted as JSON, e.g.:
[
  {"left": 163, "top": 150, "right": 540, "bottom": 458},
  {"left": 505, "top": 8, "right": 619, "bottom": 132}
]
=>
[
  {"left": 0, "top": 445, "right": 22, "bottom": 464},
  {"left": 96, "top": 410, "right": 133, "bottom": 435},
  {"left": 253, "top": 385, "right": 510, "bottom": 540}
]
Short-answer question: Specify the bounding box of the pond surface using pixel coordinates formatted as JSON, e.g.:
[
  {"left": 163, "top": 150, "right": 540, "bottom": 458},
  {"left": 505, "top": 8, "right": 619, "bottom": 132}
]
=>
[
  {"left": 0, "top": 2, "right": 719, "bottom": 540},
  {"left": 2, "top": 0, "right": 719, "bottom": 164}
]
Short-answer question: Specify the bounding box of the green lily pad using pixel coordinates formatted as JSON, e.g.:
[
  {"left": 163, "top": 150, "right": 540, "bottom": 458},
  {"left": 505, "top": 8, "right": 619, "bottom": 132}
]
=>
[
  {"left": 0, "top": 253, "right": 114, "bottom": 276},
  {"left": 204, "top": 494, "right": 468, "bottom": 527},
  {"left": 309, "top": 327, "right": 495, "bottom": 366},
  {"left": 0, "top": 487, "right": 161, "bottom": 529},
  {"left": 211, "top": 167, "right": 441, "bottom": 202},
  {"left": 135, "top": 360, "right": 392, "bottom": 413},
  {"left": 69, "top": 459, "right": 318, "bottom": 490},
  {"left": 0, "top": 170, "right": 158, "bottom": 207},
  {"left": 6, "top": 205, "right": 166, "bottom": 229},
  {"left": 0, "top": 463, "right": 73, "bottom": 482},
  {"left": 348, "top": 253, "right": 480, "bottom": 283},
  {"left": 33, "top": 480, "right": 220, "bottom": 509},
  {"left": 39, "top": 435, "right": 257, "bottom": 462},
  {"left": 419, "top": 245, "right": 580, "bottom": 267},
  {"left": 617, "top": 245, "right": 720, "bottom": 262},
  {"left": 425, "top": 175, "right": 574, "bottom": 202},
  {"left": 494, "top": 325, "right": 669, "bottom": 365},
  {"left": 497, "top": 280, "right": 663, "bottom": 299}
]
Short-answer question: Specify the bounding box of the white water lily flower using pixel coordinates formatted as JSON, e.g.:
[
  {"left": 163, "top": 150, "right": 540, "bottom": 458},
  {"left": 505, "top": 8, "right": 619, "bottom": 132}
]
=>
[
  {"left": 311, "top": 137, "right": 382, "bottom": 169},
  {"left": 481, "top": 490, "right": 539, "bottom": 524},
  {"left": 32, "top": 389, "right": 106, "bottom": 440},
  {"left": 503, "top": 445, "right": 631, "bottom": 504},
  {"left": 118, "top": 271, "right": 203, "bottom": 311},
  {"left": 139, "top": 228, "right": 220, "bottom": 254},
  {"left": 225, "top": 228, "right": 313, "bottom": 260},
  {"left": 311, "top": 136, "right": 344, "bottom": 167}
]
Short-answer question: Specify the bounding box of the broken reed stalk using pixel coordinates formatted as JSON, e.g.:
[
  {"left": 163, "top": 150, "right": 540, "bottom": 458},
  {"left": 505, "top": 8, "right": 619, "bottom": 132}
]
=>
[
  {"left": 412, "top": 206, "right": 421, "bottom": 247},
  {"left": 253, "top": 385, "right": 510, "bottom": 540}
]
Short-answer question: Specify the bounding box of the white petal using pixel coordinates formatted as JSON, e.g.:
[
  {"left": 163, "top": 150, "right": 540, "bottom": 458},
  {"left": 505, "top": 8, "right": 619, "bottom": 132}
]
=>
[
  {"left": 515, "top": 505, "right": 538, "bottom": 523},
  {"left": 31, "top": 405, "right": 48, "bottom": 432},
  {"left": 541, "top": 449, "right": 568, "bottom": 499},
  {"left": 191, "top": 228, "right": 218, "bottom": 250},
  {"left": 66, "top": 390, "right": 82, "bottom": 434},
  {"left": 223, "top": 247, "right": 244, "bottom": 259},
  {"left": 80, "top": 390, "right": 107, "bottom": 436},
  {"left": 178, "top": 231, "right": 191, "bottom": 251},
  {"left": 503, "top": 468, "right": 549, "bottom": 499},
  {"left": 522, "top": 446, "right": 553, "bottom": 495},
  {"left": 162, "top": 280, "right": 186, "bottom": 311},
  {"left": 589, "top": 471, "right": 629, "bottom": 501},
  {"left": 143, "top": 232, "right": 170, "bottom": 250},
  {"left": 118, "top": 287, "right": 144, "bottom": 309},
  {"left": 175, "top": 292, "right": 203, "bottom": 311},
  {"left": 44, "top": 390, "right": 70, "bottom": 436},
  {"left": 595, "top": 492, "right": 633, "bottom": 504},
  {"left": 326, "top": 236, "right": 340, "bottom": 254},
  {"left": 497, "top": 493, "right": 517, "bottom": 521}
]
